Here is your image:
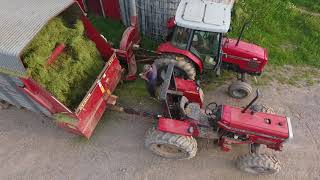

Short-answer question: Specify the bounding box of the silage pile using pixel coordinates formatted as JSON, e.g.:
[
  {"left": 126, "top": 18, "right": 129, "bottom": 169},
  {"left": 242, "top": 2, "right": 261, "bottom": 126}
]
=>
[{"left": 22, "top": 16, "right": 104, "bottom": 110}]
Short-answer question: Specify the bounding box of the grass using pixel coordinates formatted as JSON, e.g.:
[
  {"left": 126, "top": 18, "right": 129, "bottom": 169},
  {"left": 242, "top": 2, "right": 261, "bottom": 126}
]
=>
[
  {"left": 252, "top": 65, "right": 320, "bottom": 87},
  {"left": 89, "top": 15, "right": 159, "bottom": 50},
  {"left": 88, "top": 15, "right": 126, "bottom": 48},
  {"left": 290, "top": 0, "right": 320, "bottom": 13},
  {"left": 230, "top": 0, "right": 320, "bottom": 68},
  {"left": 201, "top": 70, "right": 235, "bottom": 91},
  {"left": 89, "top": 15, "right": 158, "bottom": 50},
  {"left": 22, "top": 15, "right": 104, "bottom": 110}
]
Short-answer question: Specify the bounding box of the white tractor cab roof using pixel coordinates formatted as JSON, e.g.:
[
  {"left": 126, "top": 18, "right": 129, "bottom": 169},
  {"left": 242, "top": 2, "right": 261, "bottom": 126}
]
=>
[{"left": 175, "top": 0, "right": 235, "bottom": 33}]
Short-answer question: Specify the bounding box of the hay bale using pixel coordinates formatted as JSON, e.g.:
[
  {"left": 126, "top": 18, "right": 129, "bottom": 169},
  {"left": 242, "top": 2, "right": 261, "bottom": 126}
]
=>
[{"left": 22, "top": 16, "right": 104, "bottom": 110}]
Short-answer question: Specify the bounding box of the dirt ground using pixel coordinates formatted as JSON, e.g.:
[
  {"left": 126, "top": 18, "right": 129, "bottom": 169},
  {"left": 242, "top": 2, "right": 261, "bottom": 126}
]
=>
[{"left": 0, "top": 82, "right": 319, "bottom": 180}]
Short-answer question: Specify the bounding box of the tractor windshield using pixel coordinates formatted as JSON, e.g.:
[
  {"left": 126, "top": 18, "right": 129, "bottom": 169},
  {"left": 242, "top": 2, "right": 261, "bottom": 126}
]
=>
[
  {"left": 190, "top": 30, "right": 220, "bottom": 61},
  {"left": 170, "top": 27, "right": 221, "bottom": 64}
]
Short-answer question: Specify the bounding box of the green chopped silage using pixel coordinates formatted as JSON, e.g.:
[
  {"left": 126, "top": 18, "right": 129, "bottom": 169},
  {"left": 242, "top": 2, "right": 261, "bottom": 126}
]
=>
[{"left": 22, "top": 16, "right": 104, "bottom": 110}]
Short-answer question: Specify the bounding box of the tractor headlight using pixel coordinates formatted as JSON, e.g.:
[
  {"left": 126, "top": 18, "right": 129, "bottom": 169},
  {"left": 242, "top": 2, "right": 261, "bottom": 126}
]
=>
[{"left": 284, "top": 117, "right": 294, "bottom": 143}]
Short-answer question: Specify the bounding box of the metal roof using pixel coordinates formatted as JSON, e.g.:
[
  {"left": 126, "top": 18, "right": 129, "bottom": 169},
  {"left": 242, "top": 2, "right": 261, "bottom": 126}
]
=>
[
  {"left": 0, "top": 0, "right": 75, "bottom": 76},
  {"left": 175, "top": 0, "right": 234, "bottom": 33}
]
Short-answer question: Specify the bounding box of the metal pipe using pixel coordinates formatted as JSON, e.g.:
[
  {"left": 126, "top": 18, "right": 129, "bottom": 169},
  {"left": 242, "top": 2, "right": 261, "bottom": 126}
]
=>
[
  {"left": 242, "top": 89, "right": 260, "bottom": 113},
  {"left": 130, "top": 0, "right": 137, "bottom": 17},
  {"left": 236, "top": 21, "right": 250, "bottom": 46},
  {"left": 99, "top": 0, "right": 106, "bottom": 17}
]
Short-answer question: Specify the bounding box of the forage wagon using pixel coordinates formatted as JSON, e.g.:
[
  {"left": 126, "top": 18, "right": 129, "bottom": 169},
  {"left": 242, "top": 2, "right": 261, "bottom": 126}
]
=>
[{"left": 0, "top": 0, "right": 134, "bottom": 138}]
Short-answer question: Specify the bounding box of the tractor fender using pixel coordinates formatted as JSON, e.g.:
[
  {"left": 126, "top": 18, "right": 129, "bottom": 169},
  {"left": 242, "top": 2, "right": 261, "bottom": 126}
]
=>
[{"left": 157, "top": 42, "right": 203, "bottom": 73}]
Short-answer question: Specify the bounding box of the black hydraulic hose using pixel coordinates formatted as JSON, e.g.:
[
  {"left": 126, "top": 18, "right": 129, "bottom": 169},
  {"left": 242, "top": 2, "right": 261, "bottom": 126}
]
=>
[{"left": 236, "top": 21, "right": 250, "bottom": 46}]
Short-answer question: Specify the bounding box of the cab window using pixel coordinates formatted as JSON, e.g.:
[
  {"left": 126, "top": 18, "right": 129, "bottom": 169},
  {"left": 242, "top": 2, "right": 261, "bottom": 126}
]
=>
[
  {"left": 190, "top": 31, "right": 220, "bottom": 60},
  {"left": 171, "top": 26, "right": 191, "bottom": 50}
]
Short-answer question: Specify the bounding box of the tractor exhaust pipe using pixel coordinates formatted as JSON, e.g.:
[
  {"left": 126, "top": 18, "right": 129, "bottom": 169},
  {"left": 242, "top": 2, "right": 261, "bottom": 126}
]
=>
[
  {"left": 129, "top": 0, "right": 138, "bottom": 26},
  {"left": 130, "top": 0, "right": 137, "bottom": 17},
  {"left": 236, "top": 21, "right": 250, "bottom": 46},
  {"left": 242, "top": 89, "right": 260, "bottom": 113}
]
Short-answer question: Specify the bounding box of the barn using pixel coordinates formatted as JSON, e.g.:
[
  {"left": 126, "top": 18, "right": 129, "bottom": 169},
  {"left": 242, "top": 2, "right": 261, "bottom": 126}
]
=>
[{"left": 76, "top": 0, "right": 122, "bottom": 20}]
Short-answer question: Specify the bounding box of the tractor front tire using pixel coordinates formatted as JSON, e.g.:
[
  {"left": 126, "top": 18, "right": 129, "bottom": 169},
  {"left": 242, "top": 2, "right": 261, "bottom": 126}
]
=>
[
  {"left": 145, "top": 128, "right": 197, "bottom": 160},
  {"left": 153, "top": 55, "right": 196, "bottom": 80},
  {"left": 236, "top": 153, "right": 281, "bottom": 175},
  {"left": 228, "top": 81, "right": 253, "bottom": 99}
]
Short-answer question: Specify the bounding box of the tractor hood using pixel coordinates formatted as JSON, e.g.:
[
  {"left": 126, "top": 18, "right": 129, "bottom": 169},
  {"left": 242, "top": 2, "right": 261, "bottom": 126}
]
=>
[{"left": 222, "top": 38, "right": 268, "bottom": 74}]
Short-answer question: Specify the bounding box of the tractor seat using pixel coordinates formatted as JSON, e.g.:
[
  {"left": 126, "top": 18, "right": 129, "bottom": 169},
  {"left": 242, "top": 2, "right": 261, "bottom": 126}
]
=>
[{"left": 180, "top": 96, "right": 208, "bottom": 122}]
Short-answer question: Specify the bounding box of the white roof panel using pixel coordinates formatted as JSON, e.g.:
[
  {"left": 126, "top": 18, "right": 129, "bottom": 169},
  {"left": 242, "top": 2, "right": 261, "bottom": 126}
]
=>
[
  {"left": 204, "top": 3, "right": 226, "bottom": 25},
  {"left": 183, "top": 1, "right": 205, "bottom": 22},
  {"left": 175, "top": 0, "right": 233, "bottom": 33}
]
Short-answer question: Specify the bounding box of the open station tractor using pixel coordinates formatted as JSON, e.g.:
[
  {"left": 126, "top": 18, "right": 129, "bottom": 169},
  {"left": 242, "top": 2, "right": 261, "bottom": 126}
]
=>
[{"left": 145, "top": 64, "right": 293, "bottom": 175}]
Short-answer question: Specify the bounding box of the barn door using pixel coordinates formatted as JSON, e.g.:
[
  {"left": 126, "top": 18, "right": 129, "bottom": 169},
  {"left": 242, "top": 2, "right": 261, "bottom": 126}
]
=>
[
  {"left": 84, "top": 0, "right": 121, "bottom": 20},
  {"left": 101, "top": 0, "right": 121, "bottom": 20},
  {"left": 86, "top": 0, "right": 104, "bottom": 16}
]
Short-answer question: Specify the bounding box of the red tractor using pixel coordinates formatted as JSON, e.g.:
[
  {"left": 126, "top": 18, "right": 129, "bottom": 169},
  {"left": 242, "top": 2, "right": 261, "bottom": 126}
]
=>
[
  {"left": 152, "top": 0, "right": 268, "bottom": 99},
  {"left": 145, "top": 64, "right": 293, "bottom": 175}
]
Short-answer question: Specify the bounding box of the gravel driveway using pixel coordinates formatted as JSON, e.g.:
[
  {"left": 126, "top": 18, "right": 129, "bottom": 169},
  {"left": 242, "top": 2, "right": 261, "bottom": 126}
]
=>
[{"left": 0, "top": 83, "right": 319, "bottom": 180}]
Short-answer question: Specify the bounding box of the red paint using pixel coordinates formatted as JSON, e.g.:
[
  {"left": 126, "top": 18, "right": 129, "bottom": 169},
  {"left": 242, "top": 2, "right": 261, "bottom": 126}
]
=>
[
  {"left": 217, "top": 105, "right": 289, "bottom": 151},
  {"left": 101, "top": 0, "right": 121, "bottom": 20},
  {"left": 86, "top": 0, "right": 103, "bottom": 16},
  {"left": 167, "top": 17, "right": 175, "bottom": 29},
  {"left": 81, "top": 0, "right": 121, "bottom": 20},
  {"left": 158, "top": 117, "right": 194, "bottom": 136},
  {"left": 20, "top": 78, "right": 72, "bottom": 114},
  {"left": 46, "top": 43, "right": 65, "bottom": 68},
  {"left": 174, "top": 77, "right": 203, "bottom": 106},
  {"left": 222, "top": 38, "right": 268, "bottom": 73},
  {"left": 81, "top": 15, "right": 114, "bottom": 60},
  {"left": 115, "top": 15, "right": 140, "bottom": 80},
  {"left": 18, "top": 11, "right": 124, "bottom": 138},
  {"left": 119, "top": 27, "right": 140, "bottom": 51},
  {"left": 21, "top": 54, "right": 122, "bottom": 138},
  {"left": 218, "top": 138, "right": 232, "bottom": 152},
  {"left": 157, "top": 42, "right": 203, "bottom": 73},
  {"left": 157, "top": 38, "right": 268, "bottom": 75},
  {"left": 220, "top": 105, "right": 289, "bottom": 139},
  {"left": 75, "top": 55, "right": 123, "bottom": 138}
]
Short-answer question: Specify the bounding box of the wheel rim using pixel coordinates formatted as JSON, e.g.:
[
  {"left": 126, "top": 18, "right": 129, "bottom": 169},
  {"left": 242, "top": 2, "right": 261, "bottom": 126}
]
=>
[
  {"left": 150, "top": 143, "right": 187, "bottom": 159},
  {"left": 232, "top": 89, "right": 248, "bottom": 98},
  {"left": 245, "top": 166, "right": 274, "bottom": 174}
]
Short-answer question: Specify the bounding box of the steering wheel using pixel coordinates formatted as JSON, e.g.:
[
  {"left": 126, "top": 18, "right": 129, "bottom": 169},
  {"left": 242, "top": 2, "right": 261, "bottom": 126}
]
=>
[{"left": 205, "top": 102, "right": 218, "bottom": 116}]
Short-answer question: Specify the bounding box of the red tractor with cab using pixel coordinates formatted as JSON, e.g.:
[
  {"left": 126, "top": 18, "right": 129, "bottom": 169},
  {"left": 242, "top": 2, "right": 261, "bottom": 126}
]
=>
[
  {"left": 153, "top": 0, "right": 268, "bottom": 99},
  {"left": 145, "top": 64, "right": 293, "bottom": 175}
]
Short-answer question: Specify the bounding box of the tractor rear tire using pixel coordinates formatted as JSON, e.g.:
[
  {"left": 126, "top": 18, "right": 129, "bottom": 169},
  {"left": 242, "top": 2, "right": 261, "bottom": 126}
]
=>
[
  {"left": 236, "top": 153, "right": 281, "bottom": 175},
  {"left": 145, "top": 127, "right": 197, "bottom": 160},
  {"left": 153, "top": 55, "right": 196, "bottom": 80},
  {"left": 228, "top": 81, "right": 253, "bottom": 99}
]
